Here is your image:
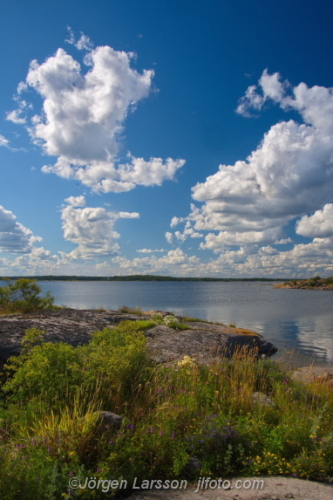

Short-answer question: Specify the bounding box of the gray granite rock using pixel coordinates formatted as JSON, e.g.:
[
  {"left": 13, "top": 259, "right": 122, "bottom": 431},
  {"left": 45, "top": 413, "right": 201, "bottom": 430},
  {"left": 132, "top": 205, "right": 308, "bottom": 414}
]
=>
[
  {"left": 0, "top": 308, "right": 277, "bottom": 368},
  {"left": 146, "top": 323, "right": 277, "bottom": 364}
]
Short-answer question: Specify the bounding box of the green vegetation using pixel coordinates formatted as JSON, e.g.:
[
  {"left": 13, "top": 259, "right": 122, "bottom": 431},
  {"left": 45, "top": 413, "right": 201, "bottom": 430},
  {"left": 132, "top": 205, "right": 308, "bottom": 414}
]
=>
[
  {"left": 276, "top": 276, "right": 333, "bottom": 290},
  {"left": 0, "top": 278, "right": 55, "bottom": 315},
  {"left": 1, "top": 319, "right": 333, "bottom": 499}
]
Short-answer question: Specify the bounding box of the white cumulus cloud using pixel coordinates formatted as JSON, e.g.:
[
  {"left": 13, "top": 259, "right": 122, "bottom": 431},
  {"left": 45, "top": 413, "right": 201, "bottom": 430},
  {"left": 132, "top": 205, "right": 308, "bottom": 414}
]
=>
[
  {"left": 0, "top": 205, "right": 42, "bottom": 253},
  {"left": 172, "top": 71, "right": 333, "bottom": 256},
  {"left": 296, "top": 204, "right": 333, "bottom": 238},
  {"left": 9, "top": 36, "right": 185, "bottom": 192},
  {"left": 0, "top": 134, "right": 10, "bottom": 148},
  {"left": 61, "top": 196, "right": 140, "bottom": 259},
  {"left": 136, "top": 248, "right": 166, "bottom": 253},
  {"left": 200, "top": 228, "right": 282, "bottom": 252}
]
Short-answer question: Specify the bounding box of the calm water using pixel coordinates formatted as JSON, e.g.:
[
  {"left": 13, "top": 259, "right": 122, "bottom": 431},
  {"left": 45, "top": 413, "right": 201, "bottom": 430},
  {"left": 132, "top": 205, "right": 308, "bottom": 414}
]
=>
[{"left": 4, "top": 280, "right": 333, "bottom": 367}]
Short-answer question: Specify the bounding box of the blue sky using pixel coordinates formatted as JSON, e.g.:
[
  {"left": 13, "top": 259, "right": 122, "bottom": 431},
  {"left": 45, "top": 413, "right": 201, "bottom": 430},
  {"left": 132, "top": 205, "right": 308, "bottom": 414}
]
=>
[{"left": 1, "top": 0, "right": 333, "bottom": 277}]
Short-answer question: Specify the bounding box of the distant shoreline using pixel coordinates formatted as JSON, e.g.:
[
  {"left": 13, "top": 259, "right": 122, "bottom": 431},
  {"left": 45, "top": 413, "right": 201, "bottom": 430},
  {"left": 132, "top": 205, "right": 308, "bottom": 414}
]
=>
[{"left": 1, "top": 275, "right": 290, "bottom": 282}]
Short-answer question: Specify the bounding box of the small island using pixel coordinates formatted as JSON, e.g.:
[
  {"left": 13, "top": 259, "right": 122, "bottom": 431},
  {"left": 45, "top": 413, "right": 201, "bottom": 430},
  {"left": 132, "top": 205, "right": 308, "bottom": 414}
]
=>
[{"left": 275, "top": 276, "right": 333, "bottom": 290}]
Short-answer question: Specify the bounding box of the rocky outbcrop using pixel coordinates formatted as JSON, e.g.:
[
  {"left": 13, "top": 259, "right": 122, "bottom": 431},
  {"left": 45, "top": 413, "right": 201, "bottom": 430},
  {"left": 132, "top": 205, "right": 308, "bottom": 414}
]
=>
[
  {"left": 0, "top": 308, "right": 277, "bottom": 367},
  {"left": 146, "top": 322, "right": 277, "bottom": 363},
  {"left": 275, "top": 278, "right": 333, "bottom": 290}
]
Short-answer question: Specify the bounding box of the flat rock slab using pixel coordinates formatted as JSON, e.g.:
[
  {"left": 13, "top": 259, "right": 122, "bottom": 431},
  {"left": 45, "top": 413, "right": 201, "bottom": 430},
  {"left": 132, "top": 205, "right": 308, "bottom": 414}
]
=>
[
  {"left": 146, "top": 324, "right": 277, "bottom": 363},
  {"left": 0, "top": 308, "right": 277, "bottom": 367},
  {"left": 127, "top": 476, "right": 333, "bottom": 500},
  {"left": 0, "top": 308, "right": 139, "bottom": 362}
]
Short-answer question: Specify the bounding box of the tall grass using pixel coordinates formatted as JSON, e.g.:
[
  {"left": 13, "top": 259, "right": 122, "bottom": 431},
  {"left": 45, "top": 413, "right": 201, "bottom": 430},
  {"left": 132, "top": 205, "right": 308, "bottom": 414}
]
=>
[{"left": 0, "top": 320, "right": 333, "bottom": 499}]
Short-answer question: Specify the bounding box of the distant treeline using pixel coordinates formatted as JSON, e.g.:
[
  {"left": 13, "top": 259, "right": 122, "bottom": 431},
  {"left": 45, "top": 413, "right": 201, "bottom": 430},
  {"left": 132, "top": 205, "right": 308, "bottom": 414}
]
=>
[{"left": 1, "top": 275, "right": 290, "bottom": 282}]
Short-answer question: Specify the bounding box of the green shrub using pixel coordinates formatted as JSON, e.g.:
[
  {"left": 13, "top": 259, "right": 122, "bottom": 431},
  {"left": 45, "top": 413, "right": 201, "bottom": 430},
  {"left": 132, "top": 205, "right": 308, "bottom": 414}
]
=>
[
  {"left": 0, "top": 279, "right": 54, "bottom": 314},
  {"left": 3, "top": 331, "right": 83, "bottom": 409},
  {"left": 1, "top": 320, "right": 333, "bottom": 498}
]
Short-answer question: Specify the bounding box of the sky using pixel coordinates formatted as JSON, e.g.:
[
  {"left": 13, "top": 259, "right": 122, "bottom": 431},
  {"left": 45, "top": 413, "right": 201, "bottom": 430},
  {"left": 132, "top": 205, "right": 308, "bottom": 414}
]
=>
[{"left": 1, "top": 0, "right": 333, "bottom": 278}]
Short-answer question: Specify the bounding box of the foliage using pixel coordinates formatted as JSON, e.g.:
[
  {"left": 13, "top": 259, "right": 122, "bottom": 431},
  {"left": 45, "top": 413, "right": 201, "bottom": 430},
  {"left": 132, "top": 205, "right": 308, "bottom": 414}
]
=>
[
  {"left": 1, "top": 321, "right": 333, "bottom": 498},
  {"left": 0, "top": 279, "right": 54, "bottom": 314}
]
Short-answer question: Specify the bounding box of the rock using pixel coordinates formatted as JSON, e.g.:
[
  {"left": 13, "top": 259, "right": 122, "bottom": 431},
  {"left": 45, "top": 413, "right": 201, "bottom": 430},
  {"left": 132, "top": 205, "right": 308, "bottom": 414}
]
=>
[
  {"left": 0, "top": 308, "right": 277, "bottom": 368},
  {"left": 0, "top": 308, "right": 139, "bottom": 368},
  {"left": 96, "top": 411, "right": 123, "bottom": 431},
  {"left": 146, "top": 323, "right": 277, "bottom": 364}
]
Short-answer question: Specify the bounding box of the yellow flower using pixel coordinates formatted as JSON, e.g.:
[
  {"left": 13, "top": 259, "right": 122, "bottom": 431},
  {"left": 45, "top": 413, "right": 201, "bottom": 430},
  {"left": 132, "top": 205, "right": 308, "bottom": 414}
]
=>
[{"left": 177, "top": 355, "right": 195, "bottom": 367}]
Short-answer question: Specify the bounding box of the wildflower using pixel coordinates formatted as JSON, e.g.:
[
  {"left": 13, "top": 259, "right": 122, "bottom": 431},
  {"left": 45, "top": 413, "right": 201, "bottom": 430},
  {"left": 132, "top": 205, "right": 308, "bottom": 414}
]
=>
[{"left": 177, "top": 355, "right": 195, "bottom": 367}]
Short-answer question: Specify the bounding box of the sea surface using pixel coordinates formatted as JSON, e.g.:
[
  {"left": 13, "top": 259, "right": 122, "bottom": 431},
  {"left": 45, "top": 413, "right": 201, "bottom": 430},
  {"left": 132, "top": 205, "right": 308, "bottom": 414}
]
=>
[{"left": 3, "top": 280, "right": 333, "bottom": 368}]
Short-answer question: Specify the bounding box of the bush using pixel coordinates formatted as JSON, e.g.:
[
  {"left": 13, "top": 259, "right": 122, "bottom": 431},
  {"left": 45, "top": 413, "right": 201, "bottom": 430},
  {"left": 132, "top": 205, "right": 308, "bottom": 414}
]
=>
[
  {"left": 1, "top": 320, "right": 333, "bottom": 498},
  {"left": 3, "top": 331, "right": 83, "bottom": 409},
  {"left": 0, "top": 279, "right": 54, "bottom": 314}
]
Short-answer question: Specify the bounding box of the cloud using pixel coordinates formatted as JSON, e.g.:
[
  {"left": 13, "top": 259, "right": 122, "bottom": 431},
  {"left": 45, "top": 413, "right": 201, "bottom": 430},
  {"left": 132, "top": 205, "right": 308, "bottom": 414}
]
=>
[
  {"left": 296, "top": 204, "right": 333, "bottom": 238},
  {"left": 65, "top": 27, "right": 93, "bottom": 51},
  {"left": 236, "top": 69, "right": 288, "bottom": 116},
  {"left": 64, "top": 195, "right": 86, "bottom": 207},
  {"left": 172, "top": 221, "right": 204, "bottom": 243},
  {"left": 0, "top": 134, "right": 10, "bottom": 148},
  {"left": 200, "top": 228, "right": 282, "bottom": 252},
  {"left": 112, "top": 247, "right": 200, "bottom": 274},
  {"left": 0, "top": 205, "right": 42, "bottom": 253},
  {"left": 6, "top": 94, "right": 31, "bottom": 124},
  {"left": 165, "top": 232, "right": 174, "bottom": 244},
  {"left": 10, "top": 37, "right": 185, "bottom": 192},
  {"left": 170, "top": 71, "right": 333, "bottom": 257},
  {"left": 136, "top": 248, "right": 166, "bottom": 253},
  {"left": 6, "top": 107, "right": 27, "bottom": 125},
  {"left": 60, "top": 196, "right": 140, "bottom": 259}
]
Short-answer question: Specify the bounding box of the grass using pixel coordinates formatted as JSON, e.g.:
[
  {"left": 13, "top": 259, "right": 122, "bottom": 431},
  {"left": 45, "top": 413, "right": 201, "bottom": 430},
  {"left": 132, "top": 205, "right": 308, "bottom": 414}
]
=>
[{"left": 0, "top": 318, "right": 333, "bottom": 499}]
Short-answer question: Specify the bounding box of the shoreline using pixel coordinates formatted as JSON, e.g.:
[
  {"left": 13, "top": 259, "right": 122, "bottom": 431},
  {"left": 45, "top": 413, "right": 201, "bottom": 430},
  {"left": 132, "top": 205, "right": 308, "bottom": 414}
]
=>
[{"left": 275, "top": 277, "right": 333, "bottom": 290}]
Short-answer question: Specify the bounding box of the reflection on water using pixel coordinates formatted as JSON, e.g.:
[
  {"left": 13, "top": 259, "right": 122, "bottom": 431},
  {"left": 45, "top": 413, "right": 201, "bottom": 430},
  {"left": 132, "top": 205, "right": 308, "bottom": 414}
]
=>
[{"left": 1, "top": 280, "right": 332, "bottom": 367}]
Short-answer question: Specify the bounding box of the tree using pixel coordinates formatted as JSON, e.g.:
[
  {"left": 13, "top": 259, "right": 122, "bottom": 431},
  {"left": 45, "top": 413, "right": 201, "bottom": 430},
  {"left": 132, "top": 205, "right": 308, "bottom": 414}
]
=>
[{"left": 0, "top": 279, "right": 54, "bottom": 314}]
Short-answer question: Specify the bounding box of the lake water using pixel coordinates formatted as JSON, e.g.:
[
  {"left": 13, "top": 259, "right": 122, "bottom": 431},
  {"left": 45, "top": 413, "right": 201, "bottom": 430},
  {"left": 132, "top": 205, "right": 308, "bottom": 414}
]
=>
[{"left": 3, "top": 280, "right": 333, "bottom": 368}]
